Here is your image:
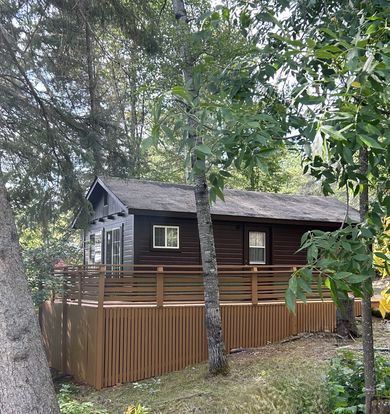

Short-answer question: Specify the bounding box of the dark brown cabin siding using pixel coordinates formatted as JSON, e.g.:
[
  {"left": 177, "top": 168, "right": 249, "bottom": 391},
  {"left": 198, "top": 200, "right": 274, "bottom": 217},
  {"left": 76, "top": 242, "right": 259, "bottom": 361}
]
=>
[
  {"left": 134, "top": 215, "right": 201, "bottom": 265},
  {"left": 271, "top": 223, "right": 338, "bottom": 265},
  {"left": 272, "top": 224, "right": 313, "bottom": 265},
  {"left": 133, "top": 214, "right": 339, "bottom": 266},
  {"left": 214, "top": 221, "right": 244, "bottom": 264}
]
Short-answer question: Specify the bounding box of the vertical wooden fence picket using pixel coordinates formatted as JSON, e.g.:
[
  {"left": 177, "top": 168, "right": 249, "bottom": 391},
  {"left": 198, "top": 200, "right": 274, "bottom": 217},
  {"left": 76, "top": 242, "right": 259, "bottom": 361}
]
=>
[{"left": 41, "top": 264, "right": 362, "bottom": 389}]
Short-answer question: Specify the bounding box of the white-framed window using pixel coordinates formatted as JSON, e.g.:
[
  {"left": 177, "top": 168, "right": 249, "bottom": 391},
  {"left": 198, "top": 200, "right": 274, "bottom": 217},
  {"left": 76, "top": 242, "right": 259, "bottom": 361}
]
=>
[
  {"left": 153, "top": 225, "right": 179, "bottom": 249},
  {"left": 249, "top": 231, "right": 266, "bottom": 264},
  {"left": 105, "top": 228, "right": 121, "bottom": 265},
  {"left": 86, "top": 231, "right": 102, "bottom": 264}
]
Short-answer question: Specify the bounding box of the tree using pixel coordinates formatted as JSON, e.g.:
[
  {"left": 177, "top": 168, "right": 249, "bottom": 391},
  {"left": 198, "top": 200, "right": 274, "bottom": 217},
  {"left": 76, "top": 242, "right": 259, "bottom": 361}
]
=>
[
  {"left": 0, "top": 176, "right": 60, "bottom": 413},
  {"left": 152, "top": 0, "right": 293, "bottom": 373},
  {"left": 279, "top": 3, "right": 389, "bottom": 411},
  {"left": 157, "top": 1, "right": 388, "bottom": 406},
  {"left": 0, "top": 0, "right": 169, "bottom": 409},
  {"left": 171, "top": 0, "right": 229, "bottom": 375}
]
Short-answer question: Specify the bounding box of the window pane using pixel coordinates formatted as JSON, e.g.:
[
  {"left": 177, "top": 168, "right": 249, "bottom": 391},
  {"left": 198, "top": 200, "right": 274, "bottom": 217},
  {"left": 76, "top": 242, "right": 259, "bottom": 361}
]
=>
[
  {"left": 154, "top": 227, "right": 165, "bottom": 247},
  {"left": 249, "top": 247, "right": 265, "bottom": 263},
  {"left": 113, "top": 229, "right": 120, "bottom": 243},
  {"left": 113, "top": 239, "right": 120, "bottom": 256},
  {"left": 95, "top": 232, "right": 102, "bottom": 264},
  {"left": 167, "top": 227, "right": 178, "bottom": 247},
  {"left": 106, "top": 231, "right": 112, "bottom": 264},
  {"left": 249, "top": 231, "right": 265, "bottom": 247},
  {"left": 89, "top": 234, "right": 95, "bottom": 264}
]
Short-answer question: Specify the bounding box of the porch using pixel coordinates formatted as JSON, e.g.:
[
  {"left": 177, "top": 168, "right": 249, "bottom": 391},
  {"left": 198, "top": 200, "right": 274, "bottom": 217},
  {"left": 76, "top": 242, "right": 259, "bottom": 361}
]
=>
[{"left": 41, "top": 264, "right": 361, "bottom": 389}]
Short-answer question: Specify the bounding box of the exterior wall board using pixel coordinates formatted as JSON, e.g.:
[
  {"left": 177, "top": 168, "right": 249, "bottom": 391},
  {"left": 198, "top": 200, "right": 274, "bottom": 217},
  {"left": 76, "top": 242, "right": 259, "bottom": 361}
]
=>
[
  {"left": 85, "top": 214, "right": 134, "bottom": 265},
  {"left": 134, "top": 215, "right": 338, "bottom": 266},
  {"left": 90, "top": 184, "right": 125, "bottom": 220}
]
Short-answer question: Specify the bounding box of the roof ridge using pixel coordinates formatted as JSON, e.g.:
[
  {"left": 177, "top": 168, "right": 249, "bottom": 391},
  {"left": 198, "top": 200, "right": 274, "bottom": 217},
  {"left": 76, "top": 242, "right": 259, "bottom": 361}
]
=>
[
  {"left": 100, "top": 175, "right": 349, "bottom": 204},
  {"left": 100, "top": 176, "right": 193, "bottom": 190}
]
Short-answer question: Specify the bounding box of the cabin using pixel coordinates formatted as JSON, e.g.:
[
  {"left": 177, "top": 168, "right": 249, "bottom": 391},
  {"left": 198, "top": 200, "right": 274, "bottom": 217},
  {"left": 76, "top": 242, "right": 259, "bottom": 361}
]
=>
[
  {"left": 41, "top": 176, "right": 361, "bottom": 390},
  {"left": 76, "top": 176, "right": 360, "bottom": 267}
]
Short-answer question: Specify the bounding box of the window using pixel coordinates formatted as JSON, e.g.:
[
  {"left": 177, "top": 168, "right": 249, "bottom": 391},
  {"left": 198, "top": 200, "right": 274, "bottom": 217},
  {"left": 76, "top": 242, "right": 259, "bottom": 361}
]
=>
[
  {"left": 89, "top": 234, "right": 95, "bottom": 263},
  {"left": 105, "top": 228, "right": 121, "bottom": 265},
  {"left": 249, "top": 231, "right": 266, "bottom": 264},
  {"left": 103, "top": 192, "right": 108, "bottom": 216},
  {"left": 153, "top": 225, "right": 179, "bottom": 249},
  {"left": 86, "top": 231, "right": 102, "bottom": 264}
]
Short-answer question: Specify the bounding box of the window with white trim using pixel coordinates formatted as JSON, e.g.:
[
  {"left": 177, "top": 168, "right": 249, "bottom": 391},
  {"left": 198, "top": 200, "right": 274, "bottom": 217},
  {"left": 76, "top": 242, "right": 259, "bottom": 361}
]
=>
[
  {"left": 153, "top": 225, "right": 179, "bottom": 249},
  {"left": 249, "top": 231, "right": 266, "bottom": 264},
  {"left": 86, "top": 231, "right": 102, "bottom": 264},
  {"left": 105, "top": 228, "right": 121, "bottom": 265}
]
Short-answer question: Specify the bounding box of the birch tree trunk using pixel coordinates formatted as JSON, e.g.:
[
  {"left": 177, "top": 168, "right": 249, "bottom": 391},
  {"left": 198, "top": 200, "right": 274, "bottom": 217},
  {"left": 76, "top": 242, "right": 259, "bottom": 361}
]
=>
[
  {"left": 172, "top": 0, "right": 229, "bottom": 375},
  {"left": 359, "top": 148, "right": 376, "bottom": 414},
  {"left": 0, "top": 175, "right": 59, "bottom": 413}
]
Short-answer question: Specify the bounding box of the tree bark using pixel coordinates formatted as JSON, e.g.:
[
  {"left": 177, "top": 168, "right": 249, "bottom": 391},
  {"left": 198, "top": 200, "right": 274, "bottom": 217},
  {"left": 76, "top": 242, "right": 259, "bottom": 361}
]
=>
[
  {"left": 336, "top": 297, "right": 358, "bottom": 338},
  {"left": 85, "top": 14, "right": 103, "bottom": 174},
  {"left": 194, "top": 173, "right": 229, "bottom": 374},
  {"left": 0, "top": 175, "right": 59, "bottom": 413},
  {"left": 172, "top": 0, "right": 229, "bottom": 375},
  {"left": 360, "top": 147, "right": 376, "bottom": 414}
]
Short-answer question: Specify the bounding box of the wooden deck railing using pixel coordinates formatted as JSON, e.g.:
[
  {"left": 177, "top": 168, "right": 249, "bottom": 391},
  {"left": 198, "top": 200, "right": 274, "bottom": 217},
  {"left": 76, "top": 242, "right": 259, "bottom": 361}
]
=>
[{"left": 54, "top": 264, "right": 330, "bottom": 306}]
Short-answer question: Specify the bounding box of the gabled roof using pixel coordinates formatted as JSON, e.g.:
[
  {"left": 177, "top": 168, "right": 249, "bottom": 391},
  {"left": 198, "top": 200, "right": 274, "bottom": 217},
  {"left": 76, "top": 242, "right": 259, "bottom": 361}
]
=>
[{"left": 92, "top": 176, "right": 360, "bottom": 224}]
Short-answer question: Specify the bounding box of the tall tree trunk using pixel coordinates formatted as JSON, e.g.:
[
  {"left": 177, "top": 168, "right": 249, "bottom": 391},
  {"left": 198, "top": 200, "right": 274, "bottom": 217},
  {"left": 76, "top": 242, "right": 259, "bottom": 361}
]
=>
[
  {"left": 129, "top": 62, "right": 141, "bottom": 178},
  {"left": 172, "top": 0, "right": 229, "bottom": 375},
  {"left": 336, "top": 298, "right": 358, "bottom": 338},
  {"left": 85, "top": 15, "right": 102, "bottom": 174},
  {"left": 0, "top": 175, "right": 59, "bottom": 414},
  {"left": 360, "top": 147, "right": 376, "bottom": 413},
  {"left": 194, "top": 173, "right": 229, "bottom": 374}
]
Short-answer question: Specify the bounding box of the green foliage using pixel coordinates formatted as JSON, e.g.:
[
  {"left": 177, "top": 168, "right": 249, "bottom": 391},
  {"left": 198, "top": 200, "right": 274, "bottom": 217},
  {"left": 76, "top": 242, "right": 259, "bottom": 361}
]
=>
[
  {"left": 328, "top": 351, "right": 390, "bottom": 413},
  {"left": 267, "top": 2, "right": 390, "bottom": 310},
  {"left": 286, "top": 224, "right": 377, "bottom": 312},
  {"left": 19, "top": 215, "right": 82, "bottom": 306},
  {"left": 123, "top": 404, "right": 149, "bottom": 414},
  {"left": 287, "top": 3, "right": 390, "bottom": 209},
  {"left": 150, "top": 4, "right": 289, "bottom": 201},
  {"left": 58, "top": 384, "right": 109, "bottom": 414}
]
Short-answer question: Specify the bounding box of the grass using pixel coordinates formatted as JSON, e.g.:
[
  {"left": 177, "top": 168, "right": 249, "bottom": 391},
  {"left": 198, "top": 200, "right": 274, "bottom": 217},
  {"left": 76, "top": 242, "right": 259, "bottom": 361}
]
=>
[
  {"left": 59, "top": 318, "right": 390, "bottom": 414},
  {"left": 68, "top": 336, "right": 336, "bottom": 414}
]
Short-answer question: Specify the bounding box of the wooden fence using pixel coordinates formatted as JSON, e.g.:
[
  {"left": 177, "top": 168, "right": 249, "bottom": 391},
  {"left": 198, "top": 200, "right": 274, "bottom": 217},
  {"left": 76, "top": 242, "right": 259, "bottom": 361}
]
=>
[{"left": 41, "top": 265, "right": 361, "bottom": 389}]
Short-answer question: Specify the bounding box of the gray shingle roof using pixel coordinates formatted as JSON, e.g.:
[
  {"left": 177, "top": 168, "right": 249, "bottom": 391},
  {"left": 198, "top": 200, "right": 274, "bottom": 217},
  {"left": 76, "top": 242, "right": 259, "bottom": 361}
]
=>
[{"left": 99, "top": 176, "right": 360, "bottom": 224}]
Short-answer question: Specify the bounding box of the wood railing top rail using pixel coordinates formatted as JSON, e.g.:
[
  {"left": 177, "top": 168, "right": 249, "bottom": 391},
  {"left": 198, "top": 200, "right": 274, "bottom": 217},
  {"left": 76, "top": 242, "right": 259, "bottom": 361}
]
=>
[{"left": 53, "top": 264, "right": 329, "bottom": 306}]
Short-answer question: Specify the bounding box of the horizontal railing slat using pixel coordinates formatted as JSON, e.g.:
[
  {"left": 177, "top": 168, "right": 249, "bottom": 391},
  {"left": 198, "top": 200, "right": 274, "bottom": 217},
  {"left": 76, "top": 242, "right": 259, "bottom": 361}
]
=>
[{"left": 53, "top": 264, "right": 330, "bottom": 305}]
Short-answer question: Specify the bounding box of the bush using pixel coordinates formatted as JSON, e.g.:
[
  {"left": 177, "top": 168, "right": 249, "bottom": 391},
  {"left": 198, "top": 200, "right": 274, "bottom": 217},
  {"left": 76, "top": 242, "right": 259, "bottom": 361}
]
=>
[
  {"left": 57, "top": 384, "right": 108, "bottom": 414},
  {"left": 328, "top": 351, "right": 390, "bottom": 413},
  {"left": 123, "top": 404, "right": 149, "bottom": 414}
]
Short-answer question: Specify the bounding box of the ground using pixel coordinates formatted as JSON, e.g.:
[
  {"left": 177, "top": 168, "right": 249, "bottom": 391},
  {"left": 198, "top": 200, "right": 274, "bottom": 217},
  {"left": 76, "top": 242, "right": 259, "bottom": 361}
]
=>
[{"left": 58, "top": 316, "right": 390, "bottom": 414}]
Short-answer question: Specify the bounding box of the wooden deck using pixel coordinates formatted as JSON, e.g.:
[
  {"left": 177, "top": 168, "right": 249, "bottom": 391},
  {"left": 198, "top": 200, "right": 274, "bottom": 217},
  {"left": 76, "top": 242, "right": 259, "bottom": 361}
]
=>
[{"left": 41, "top": 264, "right": 361, "bottom": 389}]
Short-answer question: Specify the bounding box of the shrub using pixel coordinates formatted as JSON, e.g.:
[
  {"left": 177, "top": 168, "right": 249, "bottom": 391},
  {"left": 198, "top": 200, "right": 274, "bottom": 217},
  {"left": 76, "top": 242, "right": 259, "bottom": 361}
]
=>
[
  {"left": 57, "top": 384, "right": 108, "bottom": 414},
  {"left": 123, "top": 404, "right": 149, "bottom": 414},
  {"left": 328, "top": 351, "right": 390, "bottom": 413}
]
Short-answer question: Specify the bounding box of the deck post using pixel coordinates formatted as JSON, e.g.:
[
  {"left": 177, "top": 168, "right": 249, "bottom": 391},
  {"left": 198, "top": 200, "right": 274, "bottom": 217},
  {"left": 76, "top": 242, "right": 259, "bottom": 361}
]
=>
[
  {"left": 251, "top": 267, "right": 258, "bottom": 305},
  {"left": 62, "top": 266, "right": 68, "bottom": 374},
  {"left": 95, "top": 265, "right": 106, "bottom": 389},
  {"left": 290, "top": 266, "right": 298, "bottom": 335},
  {"left": 156, "top": 266, "right": 164, "bottom": 307},
  {"left": 78, "top": 269, "right": 83, "bottom": 306}
]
